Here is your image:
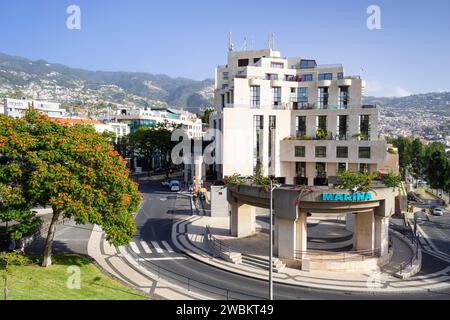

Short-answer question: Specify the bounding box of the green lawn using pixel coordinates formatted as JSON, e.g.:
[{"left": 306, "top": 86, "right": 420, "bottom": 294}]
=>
[
  {"left": 415, "top": 188, "right": 439, "bottom": 200},
  {"left": 4, "top": 254, "right": 148, "bottom": 300}
]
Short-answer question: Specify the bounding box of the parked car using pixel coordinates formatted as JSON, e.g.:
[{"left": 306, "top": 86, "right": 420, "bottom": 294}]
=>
[
  {"left": 170, "top": 180, "right": 181, "bottom": 192},
  {"left": 432, "top": 207, "right": 444, "bottom": 216},
  {"left": 161, "top": 180, "right": 170, "bottom": 187}
]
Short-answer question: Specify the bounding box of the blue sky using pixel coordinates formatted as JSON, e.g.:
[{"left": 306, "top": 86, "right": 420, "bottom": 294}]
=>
[{"left": 0, "top": 0, "right": 449, "bottom": 97}]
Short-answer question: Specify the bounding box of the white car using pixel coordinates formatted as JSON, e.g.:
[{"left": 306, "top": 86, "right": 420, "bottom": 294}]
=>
[
  {"left": 170, "top": 180, "right": 181, "bottom": 192},
  {"left": 432, "top": 208, "right": 444, "bottom": 216}
]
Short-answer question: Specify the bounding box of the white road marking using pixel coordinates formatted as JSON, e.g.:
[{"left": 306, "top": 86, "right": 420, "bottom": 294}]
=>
[
  {"left": 151, "top": 241, "right": 164, "bottom": 253},
  {"left": 140, "top": 241, "right": 152, "bottom": 254},
  {"left": 129, "top": 242, "right": 141, "bottom": 254},
  {"left": 162, "top": 241, "right": 174, "bottom": 253},
  {"left": 137, "top": 257, "right": 186, "bottom": 261}
]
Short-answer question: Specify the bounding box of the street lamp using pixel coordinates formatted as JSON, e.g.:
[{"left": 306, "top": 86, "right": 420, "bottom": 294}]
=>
[{"left": 269, "top": 179, "right": 281, "bottom": 300}]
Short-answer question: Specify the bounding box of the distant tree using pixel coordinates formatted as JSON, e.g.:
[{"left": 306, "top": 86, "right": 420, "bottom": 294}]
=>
[
  {"left": 424, "top": 143, "right": 449, "bottom": 190},
  {"left": 0, "top": 111, "right": 141, "bottom": 267},
  {"left": 200, "top": 108, "right": 215, "bottom": 125},
  {"left": 152, "top": 122, "right": 180, "bottom": 179},
  {"left": 410, "top": 138, "right": 424, "bottom": 178},
  {"left": 128, "top": 128, "right": 156, "bottom": 171},
  {"left": 392, "top": 136, "right": 412, "bottom": 177}
]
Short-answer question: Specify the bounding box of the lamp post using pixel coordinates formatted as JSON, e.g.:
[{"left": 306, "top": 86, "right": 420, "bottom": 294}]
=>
[{"left": 269, "top": 179, "right": 281, "bottom": 300}]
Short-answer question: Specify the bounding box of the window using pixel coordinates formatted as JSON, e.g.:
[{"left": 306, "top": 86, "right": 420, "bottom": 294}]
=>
[
  {"left": 268, "top": 116, "right": 276, "bottom": 169},
  {"left": 266, "top": 73, "right": 278, "bottom": 80},
  {"left": 272, "top": 87, "right": 281, "bottom": 106},
  {"left": 316, "top": 162, "right": 326, "bottom": 178},
  {"left": 339, "top": 87, "right": 349, "bottom": 108},
  {"left": 271, "top": 62, "right": 284, "bottom": 68},
  {"left": 315, "top": 146, "right": 327, "bottom": 158},
  {"left": 299, "top": 60, "right": 317, "bottom": 69},
  {"left": 238, "top": 59, "right": 249, "bottom": 67},
  {"left": 250, "top": 86, "right": 260, "bottom": 107},
  {"left": 359, "top": 147, "right": 371, "bottom": 159},
  {"left": 298, "top": 87, "right": 308, "bottom": 107},
  {"left": 253, "top": 115, "right": 264, "bottom": 174},
  {"left": 337, "top": 115, "right": 348, "bottom": 140},
  {"left": 301, "top": 74, "right": 313, "bottom": 82},
  {"left": 336, "top": 146, "right": 348, "bottom": 158},
  {"left": 295, "top": 146, "right": 305, "bottom": 157},
  {"left": 296, "top": 116, "right": 306, "bottom": 139},
  {"left": 318, "top": 73, "right": 332, "bottom": 81},
  {"left": 318, "top": 87, "right": 329, "bottom": 108},
  {"left": 317, "top": 115, "right": 327, "bottom": 132},
  {"left": 223, "top": 72, "right": 229, "bottom": 81},
  {"left": 359, "top": 115, "right": 370, "bottom": 140},
  {"left": 338, "top": 163, "right": 347, "bottom": 172},
  {"left": 296, "top": 162, "right": 306, "bottom": 177},
  {"left": 359, "top": 163, "right": 369, "bottom": 173},
  {"left": 337, "top": 72, "right": 344, "bottom": 80}
]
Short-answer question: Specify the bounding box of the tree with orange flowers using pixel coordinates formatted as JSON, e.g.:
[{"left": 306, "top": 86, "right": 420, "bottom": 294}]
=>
[{"left": 0, "top": 111, "right": 141, "bottom": 267}]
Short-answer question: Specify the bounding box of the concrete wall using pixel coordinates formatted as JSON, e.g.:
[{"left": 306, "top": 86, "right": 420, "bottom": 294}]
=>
[
  {"left": 354, "top": 211, "right": 375, "bottom": 251},
  {"left": 210, "top": 186, "right": 229, "bottom": 217},
  {"left": 230, "top": 201, "right": 256, "bottom": 237}
]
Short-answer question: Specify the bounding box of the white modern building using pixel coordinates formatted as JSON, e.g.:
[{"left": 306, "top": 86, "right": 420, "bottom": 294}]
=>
[
  {"left": 112, "top": 107, "right": 203, "bottom": 138},
  {"left": 210, "top": 48, "right": 395, "bottom": 186},
  {"left": 50, "top": 118, "right": 130, "bottom": 140},
  {"left": 3, "top": 98, "right": 66, "bottom": 119}
]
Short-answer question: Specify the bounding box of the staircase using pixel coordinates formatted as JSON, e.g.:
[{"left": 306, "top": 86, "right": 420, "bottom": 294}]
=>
[{"left": 240, "top": 253, "right": 286, "bottom": 273}]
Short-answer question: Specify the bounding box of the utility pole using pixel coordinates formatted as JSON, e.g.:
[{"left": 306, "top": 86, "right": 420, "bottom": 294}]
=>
[{"left": 269, "top": 179, "right": 281, "bottom": 300}]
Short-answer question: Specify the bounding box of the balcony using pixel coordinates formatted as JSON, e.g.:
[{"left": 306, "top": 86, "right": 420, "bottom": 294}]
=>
[
  {"left": 249, "top": 77, "right": 264, "bottom": 86},
  {"left": 337, "top": 78, "right": 352, "bottom": 87},
  {"left": 317, "top": 80, "right": 332, "bottom": 87}
]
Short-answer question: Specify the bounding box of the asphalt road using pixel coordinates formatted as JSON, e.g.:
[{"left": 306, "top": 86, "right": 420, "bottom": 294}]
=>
[{"left": 130, "top": 181, "right": 450, "bottom": 300}]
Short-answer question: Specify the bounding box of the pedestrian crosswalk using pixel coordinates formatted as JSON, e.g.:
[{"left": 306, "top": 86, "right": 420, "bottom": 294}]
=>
[
  {"left": 127, "top": 239, "right": 177, "bottom": 256},
  {"left": 140, "top": 241, "right": 152, "bottom": 254},
  {"left": 162, "top": 241, "right": 175, "bottom": 253}
]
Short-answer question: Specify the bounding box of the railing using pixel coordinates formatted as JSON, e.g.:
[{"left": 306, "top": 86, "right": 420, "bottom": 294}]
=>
[
  {"left": 392, "top": 223, "right": 420, "bottom": 275},
  {"left": 127, "top": 245, "right": 264, "bottom": 300},
  {"left": 294, "top": 241, "right": 393, "bottom": 262},
  {"left": 205, "top": 225, "right": 232, "bottom": 257}
]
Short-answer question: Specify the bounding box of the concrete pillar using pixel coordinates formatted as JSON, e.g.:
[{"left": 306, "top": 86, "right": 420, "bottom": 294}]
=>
[
  {"left": 296, "top": 212, "right": 308, "bottom": 259},
  {"left": 275, "top": 217, "right": 296, "bottom": 261},
  {"left": 305, "top": 162, "right": 315, "bottom": 186},
  {"left": 375, "top": 216, "right": 389, "bottom": 257},
  {"left": 346, "top": 213, "right": 355, "bottom": 232},
  {"left": 353, "top": 210, "right": 375, "bottom": 251},
  {"left": 230, "top": 201, "right": 255, "bottom": 238}
]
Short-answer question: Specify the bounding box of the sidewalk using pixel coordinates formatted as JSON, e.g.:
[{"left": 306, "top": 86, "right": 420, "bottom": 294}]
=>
[
  {"left": 172, "top": 215, "right": 450, "bottom": 293},
  {"left": 87, "top": 225, "right": 206, "bottom": 300}
]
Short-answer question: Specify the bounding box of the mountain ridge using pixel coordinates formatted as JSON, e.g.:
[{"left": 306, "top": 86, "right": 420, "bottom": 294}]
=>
[{"left": 0, "top": 51, "right": 214, "bottom": 114}]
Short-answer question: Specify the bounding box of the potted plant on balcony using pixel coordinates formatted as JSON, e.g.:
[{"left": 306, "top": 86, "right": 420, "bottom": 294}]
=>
[
  {"left": 352, "top": 132, "right": 362, "bottom": 141},
  {"left": 316, "top": 128, "right": 328, "bottom": 140}
]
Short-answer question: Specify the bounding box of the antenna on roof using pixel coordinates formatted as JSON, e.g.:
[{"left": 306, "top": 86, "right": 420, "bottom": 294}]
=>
[
  {"left": 243, "top": 36, "right": 248, "bottom": 51},
  {"left": 228, "top": 31, "right": 234, "bottom": 52},
  {"left": 269, "top": 33, "right": 276, "bottom": 50}
]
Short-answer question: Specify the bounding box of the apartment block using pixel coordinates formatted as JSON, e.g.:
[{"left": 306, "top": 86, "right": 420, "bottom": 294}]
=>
[
  {"left": 4, "top": 98, "right": 66, "bottom": 118},
  {"left": 210, "top": 48, "right": 392, "bottom": 186},
  {"left": 112, "top": 107, "right": 203, "bottom": 138}
]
